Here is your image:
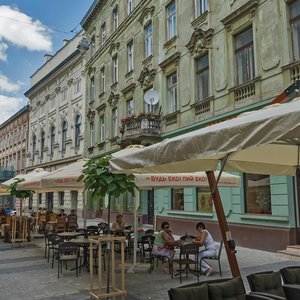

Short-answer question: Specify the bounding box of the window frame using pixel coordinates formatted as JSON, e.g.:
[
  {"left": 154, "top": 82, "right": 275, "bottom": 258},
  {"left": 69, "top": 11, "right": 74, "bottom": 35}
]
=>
[
  {"left": 100, "top": 22, "right": 106, "bottom": 46},
  {"left": 99, "top": 115, "right": 105, "bottom": 143},
  {"left": 50, "top": 126, "right": 55, "bottom": 154},
  {"left": 74, "top": 115, "right": 81, "bottom": 148},
  {"left": 127, "top": 0, "right": 134, "bottom": 15},
  {"left": 111, "top": 108, "right": 118, "bottom": 137},
  {"left": 113, "top": 6, "right": 119, "bottom": 31},
  {"left": 196, "top": 53, "right": 210, "bottom": 101},
  {"left": 127, "top": 40, "right": 134, "bottom": 72},
  {"left": 244, "top": 173, "right": 272, "bottom": 215},
  {"left": 145, "top": 23, "right": 153, "bottom": 58},
  {"left": 235, "top": 27, "right": 255, "bottom": 85},
  {"left": 40, "top": 130, "right": 45, "bottom": 159},
  {"left": 61, "top": 121, "right": 67, "bottom": 151},
  {"left": 100, "top": 66, "right": 105, "bottom": 94},
  {"left": 195, "top": 0, "right": 208, "bottom": 18},
  {"left": 112, "top": 55, "right": 119, "bottom": 84},
  {"left": 289, "top": 0, "right": 300, "bottom": 61},
  {"left": 166, "top": 1, "right": 176, "bottom": 41},
  {"left": 167, "top": 72, "right": 178, "bottom": 113}
]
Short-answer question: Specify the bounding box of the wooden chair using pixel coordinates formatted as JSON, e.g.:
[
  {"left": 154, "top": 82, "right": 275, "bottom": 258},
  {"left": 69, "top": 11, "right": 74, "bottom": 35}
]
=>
[
  {"left": 67, "top": 215, "right": 78, "bottom": 232},
  {"left": 56, "top": 217, "right": 67, "bottom": 233}
]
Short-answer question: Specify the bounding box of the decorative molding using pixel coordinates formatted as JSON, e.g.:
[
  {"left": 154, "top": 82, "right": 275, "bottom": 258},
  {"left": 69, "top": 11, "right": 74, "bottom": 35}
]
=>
[
  {"left": 159, "top": 52, "right": 181, "bottom": 71},
  {"left": 60, "top": 109, "right": 68, "bottom": 121},
  {"left": 96, "top": 103, "right": 106, "bottom": 112},
  {"left": 121, "top": 83, "right": 136, "bottom": 95},
  {"left": 55, "top": 86, "right": 61, "bottom": 94},
  {"left": 67, "top": 78, "right": 74, "bottom": 85},
  {"left": 221, "top": 0, "right": 259, "bottom": 30},
  {"left": 138, "top": 6, "right": 155, "bottom": 24},
  {"left": 87, "top": 108, "right": 96, "bottom": 121},
  {"left": 186, "top": 28, "right": 214, "bottom": 56},
  {"left": 72, "top": 102, "right": 82, "bottom": 114},
  {"left": 108, "top": 41, "right": 120, "bottom": 55},
  {"left": 108, "top": 91, "right": 120, "bottom": 107},
  {"left": 137, "top": 67, "right": 156, "bottom": 89}
]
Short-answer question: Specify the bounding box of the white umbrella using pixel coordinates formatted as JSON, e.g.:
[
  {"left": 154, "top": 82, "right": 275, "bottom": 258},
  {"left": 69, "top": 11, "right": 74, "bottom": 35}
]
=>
[
  {"left": 109, "top": 99, "right": 300, "bottom": 176},
  {"left": 109, "top": 98, "right": 300, "bottom": 277},
  {"left": 1, "top": 168, "right": 49, "bottom": 187}
]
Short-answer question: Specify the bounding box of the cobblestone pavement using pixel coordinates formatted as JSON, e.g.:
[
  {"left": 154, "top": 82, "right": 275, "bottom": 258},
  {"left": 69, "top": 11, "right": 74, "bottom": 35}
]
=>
[{"left": 1, "top": 220, "right": 300, "bottom": 300}]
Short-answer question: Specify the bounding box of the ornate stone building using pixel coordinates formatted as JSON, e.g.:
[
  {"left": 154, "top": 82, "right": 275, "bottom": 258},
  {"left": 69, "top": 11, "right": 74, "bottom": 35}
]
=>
[
  {"left": 24, "top": 34, "right": 86, "bottom": 215},
  {"left": 78, "top": 0, "right": 300, "bottom": 251},
  {"left": 0, "top": 105, "right": 29, "bottom": 208}
]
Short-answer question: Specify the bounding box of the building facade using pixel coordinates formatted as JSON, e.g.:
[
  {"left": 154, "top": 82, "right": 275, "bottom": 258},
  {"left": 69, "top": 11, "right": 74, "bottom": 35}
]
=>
[
  {"left": 24, "top": 35, "right": 86, "bottom": 215},
  {"left": 0, "top": 105, "right": 29, "bottom": 208},
  {"left": 79, "top": 0, "right": 300, "bottom": 251}
]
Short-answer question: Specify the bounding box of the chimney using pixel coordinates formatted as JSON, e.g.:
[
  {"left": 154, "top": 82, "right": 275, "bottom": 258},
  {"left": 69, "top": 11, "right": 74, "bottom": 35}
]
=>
[{"left": 63, "top": 39, "right": 69, "bottom": 46}]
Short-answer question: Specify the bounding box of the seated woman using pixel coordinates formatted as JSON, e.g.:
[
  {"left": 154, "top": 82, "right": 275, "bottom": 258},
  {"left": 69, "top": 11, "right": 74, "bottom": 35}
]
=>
[
  {"left": 152, "top": 221, "right": 181, "bottom": 273},
  {"left": 192, "top": 222, "right": 216, "bottom": 276}
]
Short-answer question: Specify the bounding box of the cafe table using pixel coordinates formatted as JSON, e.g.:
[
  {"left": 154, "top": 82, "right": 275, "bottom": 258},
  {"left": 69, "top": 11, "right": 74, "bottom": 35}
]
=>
[{"left": 57, "top": 231, "right": 83, "bottom": 240}]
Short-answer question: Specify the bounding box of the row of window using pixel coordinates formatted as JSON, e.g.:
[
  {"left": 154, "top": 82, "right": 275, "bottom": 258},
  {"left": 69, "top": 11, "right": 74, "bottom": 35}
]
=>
[
  {"left": 0, "top": 127, "right": 27, "bottom": 150},
  {"left": 171, "top": 174, "right": 271, "bottom": 215},
  {"left": 39, "top": 78, "right": 82, "bottom": 115},
  {"left": 107, "top": 172, "right": 271, "bottom": 215},
  {"left": 31, "top": 115, "right": 81, "bottom": 160}
]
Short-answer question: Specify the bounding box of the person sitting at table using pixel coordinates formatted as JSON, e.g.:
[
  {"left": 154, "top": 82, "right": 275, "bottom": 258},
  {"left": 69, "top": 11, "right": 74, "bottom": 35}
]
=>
[
  {"left": 58, "top": 209, "right": 67, "bottom": 219},
  {"left": 192, "top": 221, "right": 216, "bottom": 276},
  {"left": 111, "top": 213, "right": 125, "bottom": 232},
  {"left": 152, "top": 221, "right": 181, "bottom": 273},
  {"left": 67, "top": 209, "right": 78, "bottom": 231}
]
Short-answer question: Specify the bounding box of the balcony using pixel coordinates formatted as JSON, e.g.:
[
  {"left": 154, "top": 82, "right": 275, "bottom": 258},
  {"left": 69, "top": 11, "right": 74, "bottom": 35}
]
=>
[{"left": 119, "top": 113, "right": 162, "bottom": 147}]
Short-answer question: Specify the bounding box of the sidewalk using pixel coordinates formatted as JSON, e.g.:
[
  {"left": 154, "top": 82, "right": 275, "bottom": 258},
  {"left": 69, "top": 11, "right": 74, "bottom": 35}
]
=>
[{"left": 1, "top": 223, "right": 300, "bottom": 300}]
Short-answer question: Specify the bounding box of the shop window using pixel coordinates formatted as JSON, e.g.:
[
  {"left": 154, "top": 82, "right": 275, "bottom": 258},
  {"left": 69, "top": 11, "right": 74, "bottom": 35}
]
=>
[
  {"left": 244, "top": 174, "right": 271, "bottom": 214},
  {"left": 197, "top": 187, "right": 213, "bottom": 213},
  {"left": 172, "top": 188, "right": 184, "bottom": 210}
]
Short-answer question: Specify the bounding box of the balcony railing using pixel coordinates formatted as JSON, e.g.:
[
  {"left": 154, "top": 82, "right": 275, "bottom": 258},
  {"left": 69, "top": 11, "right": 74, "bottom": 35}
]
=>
[{"left": 120, "top": 113, "right": 162, "bottom": 146}]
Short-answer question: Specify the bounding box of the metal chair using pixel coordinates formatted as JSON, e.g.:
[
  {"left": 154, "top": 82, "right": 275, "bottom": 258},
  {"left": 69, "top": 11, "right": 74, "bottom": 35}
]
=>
[
  {"left": 171, "top": 243, "right": 200, "bottom": 283},
  {"left": 57, "top": 241, "right": 81, "bottom": 278},
  {"left": 199, "top": 240, "right": 223, "bottom": 276}
]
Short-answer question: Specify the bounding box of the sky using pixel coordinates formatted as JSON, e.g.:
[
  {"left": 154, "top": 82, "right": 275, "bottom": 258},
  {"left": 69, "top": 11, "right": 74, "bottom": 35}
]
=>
[{"left": 0, "top": 0, "right": 94, "bottom": 123}]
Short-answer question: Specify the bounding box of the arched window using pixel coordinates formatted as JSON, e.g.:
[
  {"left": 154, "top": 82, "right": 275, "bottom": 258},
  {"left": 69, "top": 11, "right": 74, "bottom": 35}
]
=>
[
  {"left": 40, "top": 131, "right": 45, "bottom": 159},
  {"left": 32, "top": 135, "right": 36, "bottom": 160},
  {"left": 61, "top": 121, "right": 67, "bottom": 151},
  {"left": 74, "top": 115, "right": 81, "bottom": 147},
  {"left": 50, "top": 126, "right": 55, "bottom": 154}
]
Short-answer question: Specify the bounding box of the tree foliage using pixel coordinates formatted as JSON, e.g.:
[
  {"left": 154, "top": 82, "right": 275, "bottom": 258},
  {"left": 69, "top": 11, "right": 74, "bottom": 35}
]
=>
[
  {"left": 77, "top": 155, "right": 136, "bottom": 202},
  {"left": 9, "top": 178, "right": 33, "bottom": 199}
]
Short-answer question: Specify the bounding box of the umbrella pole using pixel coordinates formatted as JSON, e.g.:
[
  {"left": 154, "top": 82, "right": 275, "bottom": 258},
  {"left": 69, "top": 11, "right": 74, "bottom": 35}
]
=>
[
  {"left": 106, "top": 199, "right": 111, "bottom": 299},
  {"left": 206, "top": 171, "right": 240, "bottom": 278}
]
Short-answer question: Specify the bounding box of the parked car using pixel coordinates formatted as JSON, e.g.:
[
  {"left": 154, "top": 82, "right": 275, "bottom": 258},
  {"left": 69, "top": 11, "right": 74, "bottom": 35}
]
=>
[{"left": 4, "top": 208, "right": 17, "bottom": 215}]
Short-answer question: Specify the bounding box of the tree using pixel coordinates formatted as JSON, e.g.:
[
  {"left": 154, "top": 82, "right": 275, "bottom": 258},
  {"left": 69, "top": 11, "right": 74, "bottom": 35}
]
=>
[
  {"left": 9, "top": 178, "right": 32, "bottom": 199},
  {"left": 78, "top": 155, "right": 135, "bottom": 203},
  {"left": 77, "top": 155, "right": 136, "bottom": 295}
]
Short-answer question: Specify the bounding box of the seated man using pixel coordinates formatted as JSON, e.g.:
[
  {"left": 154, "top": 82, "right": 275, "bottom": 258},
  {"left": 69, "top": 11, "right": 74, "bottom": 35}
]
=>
[{"left": 111, "top": 214, "right": 125, "bottom": 232}]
